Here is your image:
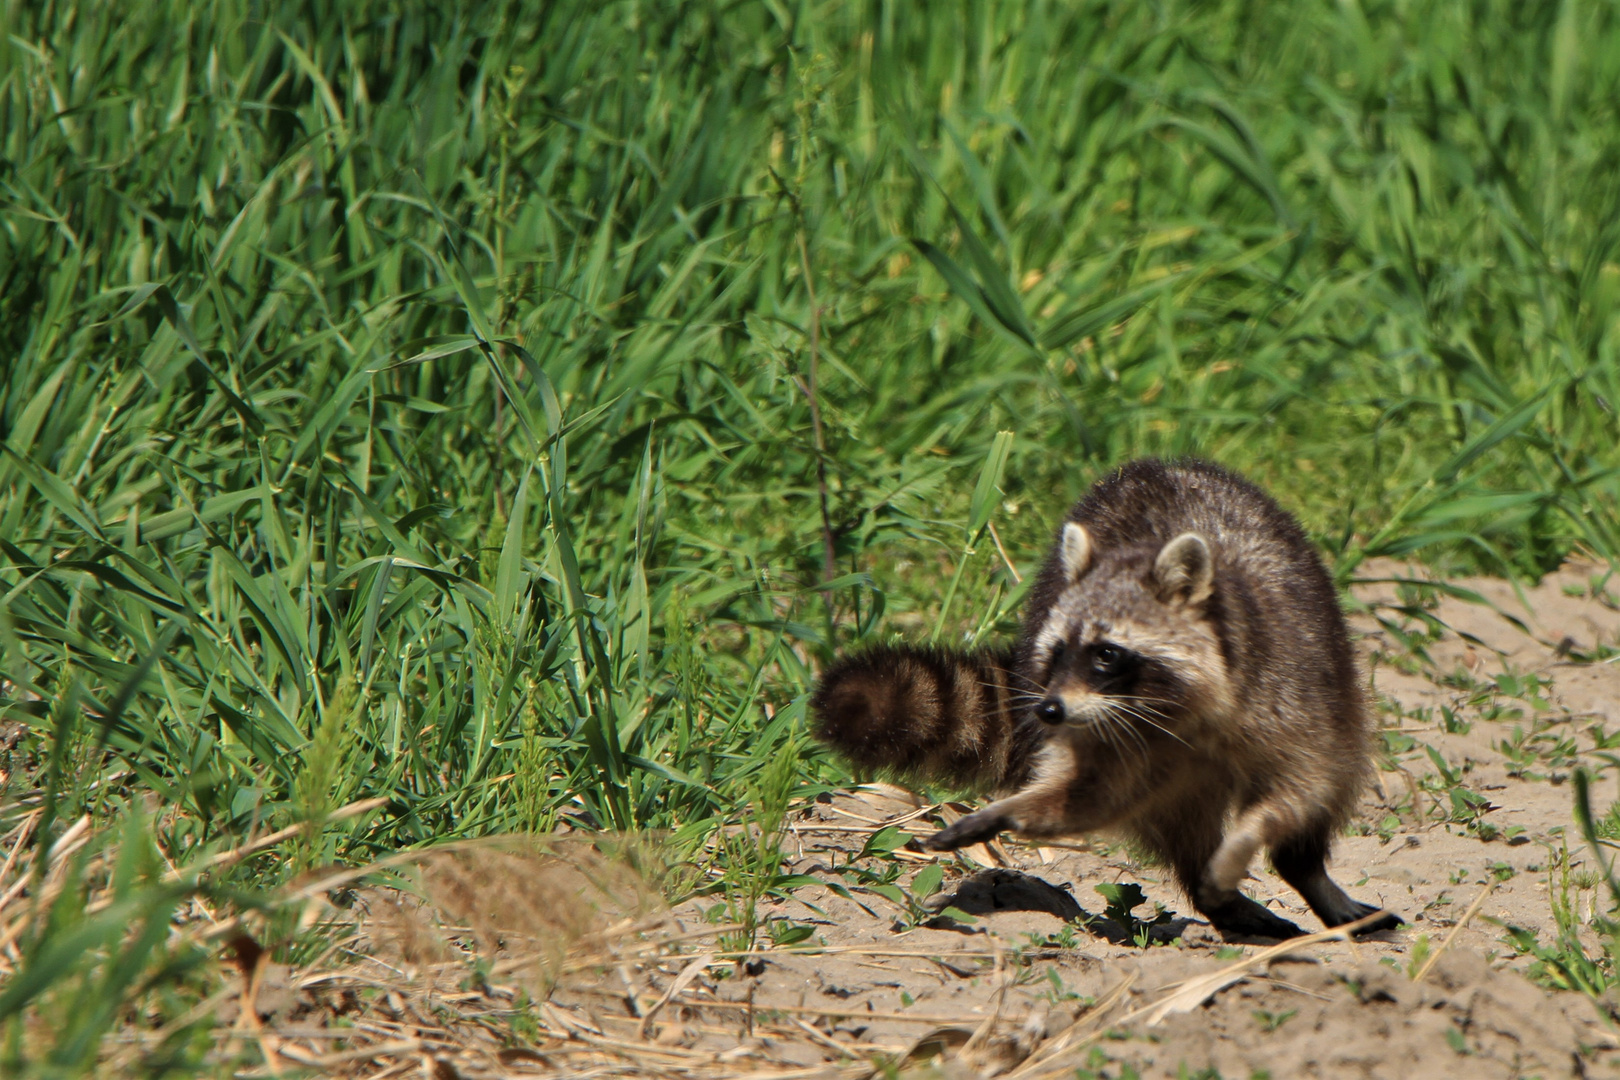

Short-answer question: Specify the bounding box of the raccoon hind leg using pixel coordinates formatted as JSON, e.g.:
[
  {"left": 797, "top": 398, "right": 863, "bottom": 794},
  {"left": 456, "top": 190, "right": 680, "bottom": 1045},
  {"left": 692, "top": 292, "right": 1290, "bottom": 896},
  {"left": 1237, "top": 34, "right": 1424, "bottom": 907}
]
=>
[
  {"left": 1145, "top": 804, "right": 1308, "bottom": 941},
  {"left": 1271, "top": 825, "right": 1403, "bottom": 933},
  {"left": 1203, "top": 800, "right": 1402, "bottom": 936}
]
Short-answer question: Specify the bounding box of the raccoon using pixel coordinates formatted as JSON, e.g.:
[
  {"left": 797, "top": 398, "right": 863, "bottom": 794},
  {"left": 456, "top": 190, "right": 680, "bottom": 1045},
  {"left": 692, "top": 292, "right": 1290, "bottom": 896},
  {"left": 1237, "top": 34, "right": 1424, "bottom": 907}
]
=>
[{"left": 811, "top": 458, "right": 1399, "bottom": 939}]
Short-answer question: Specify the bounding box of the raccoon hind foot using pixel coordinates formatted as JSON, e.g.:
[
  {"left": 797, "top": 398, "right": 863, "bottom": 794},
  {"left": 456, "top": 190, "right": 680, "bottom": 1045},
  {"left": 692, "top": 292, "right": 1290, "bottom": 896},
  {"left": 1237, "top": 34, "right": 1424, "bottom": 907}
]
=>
[
  {"left": 1331, "top": 900, "right": 1404, "bottom": 934},
  {"left": 1198, "top": 893, "right": 1308, "bottom": 940}
]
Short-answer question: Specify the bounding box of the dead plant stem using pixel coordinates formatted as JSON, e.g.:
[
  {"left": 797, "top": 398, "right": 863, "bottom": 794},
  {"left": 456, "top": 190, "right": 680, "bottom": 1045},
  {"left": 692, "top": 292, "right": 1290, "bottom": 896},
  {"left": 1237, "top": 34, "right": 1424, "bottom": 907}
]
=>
[{"left": 1414, "top": 880, "right": 1494, "bottom": 982}]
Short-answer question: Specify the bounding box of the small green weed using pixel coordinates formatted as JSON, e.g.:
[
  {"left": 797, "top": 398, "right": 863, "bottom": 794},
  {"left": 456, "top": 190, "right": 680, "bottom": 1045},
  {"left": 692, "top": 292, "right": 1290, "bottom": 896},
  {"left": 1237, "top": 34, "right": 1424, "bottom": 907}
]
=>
[
  {"left": 1095, "top": 882, "right": 1174, "bottom": 947},
  {"left": 1041, "top": 966, "right": 1087, "bottom": 1006},
  {"left": 839, "top": 856, "right": 976, "bottom": 931},
  {"left": 1492, "top": 672, "right": 1554, "bottom": 712},
  {"left": 1496, "top": 772, "right": 1620, "bottom": 998},
  {"left": 1422, "top": 892, "right": 1456, "bottom": 918},
  {"left": 712, "top": 751, "right": 801, "bottom": 953},
  {"left": 766, "top": 919, "right": 817, "bottom": 947},
  {"left": 1421, "top": 745, "right": 1506, "bottom": 839},
  {"left": 1251, "top": 1007, "right": 1297, "bottom": 1033},
  {"left": 1379, "top": 729, "right": 1417, "bottom": 767},
  {"left": 1024, "top": 919, "right": 1089, "bottom": 950},
  {"left": 1074, "top": 1048, "right": 1144, "bottom": 1080},
  {"left": 1406, "top": 935, "right": 1432, "bottom": 978},
  {"left": 1496, "top": 724, "right": 1577, "bottom": 781},
  {"left": 1592, "top": 802, "right": 1620, "bottom": 842}
]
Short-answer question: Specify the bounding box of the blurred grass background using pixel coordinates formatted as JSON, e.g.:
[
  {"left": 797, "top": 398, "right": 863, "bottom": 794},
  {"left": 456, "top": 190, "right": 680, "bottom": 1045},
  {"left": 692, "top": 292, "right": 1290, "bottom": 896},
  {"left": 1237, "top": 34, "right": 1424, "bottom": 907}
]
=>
[{"left": 3, "top": 0, "right": 1620, "bottom": 1069}]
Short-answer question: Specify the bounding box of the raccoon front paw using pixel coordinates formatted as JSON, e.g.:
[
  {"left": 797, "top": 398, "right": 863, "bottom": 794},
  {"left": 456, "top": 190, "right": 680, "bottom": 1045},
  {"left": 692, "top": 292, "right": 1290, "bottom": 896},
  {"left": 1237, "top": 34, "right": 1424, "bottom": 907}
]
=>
[{"left": 920, "top": 810, "right": 1012, "bottom": 851}]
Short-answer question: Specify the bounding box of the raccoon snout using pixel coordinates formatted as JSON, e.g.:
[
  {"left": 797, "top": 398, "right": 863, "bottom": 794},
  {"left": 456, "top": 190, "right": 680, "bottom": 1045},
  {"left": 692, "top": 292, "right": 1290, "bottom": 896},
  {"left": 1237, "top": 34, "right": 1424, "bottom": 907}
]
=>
[{"left": 1036, "top": 697, "right": 1065, "bottom": 725}]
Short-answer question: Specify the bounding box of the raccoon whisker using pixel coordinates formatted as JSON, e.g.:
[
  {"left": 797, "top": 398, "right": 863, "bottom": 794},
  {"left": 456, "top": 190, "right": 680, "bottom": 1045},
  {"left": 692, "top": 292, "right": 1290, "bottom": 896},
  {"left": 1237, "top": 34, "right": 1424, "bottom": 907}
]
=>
[
  {"left": 997, "top": 684, "right": 1044, "bottom": 701},
  {"left": 1072, "top": 704, "right": 1117, "bottom": 747},
  {"left": 972, "top": 676, "right": 1036, "bottom": 693},
  {"left": 1110, "top": 701, "right": 1193, "bottom": 749},
  {"left": 1108, "top": 698, "right": 1175, "bottom": 724},
  {"left": 1108, "top": 693, "right": 1182, "bottom": 711},
  {"left": 983, "top": 676, "right": 1043, "bottom": 698},
  {"left": 1111, "top": 697, "right": 1181, "bottom": 728},
  {"left": 1085, "top": 706, "right": 1150, "bottom": 767},
  {"left": 1103, "top": 710, "right": 1153, "bottom": 767},
  {"left": 1085, "top": 710, "right": 1128, "bottom": 761},
  {"left": 1112, "top": 702, "right": 1172, "bottom": 729}
]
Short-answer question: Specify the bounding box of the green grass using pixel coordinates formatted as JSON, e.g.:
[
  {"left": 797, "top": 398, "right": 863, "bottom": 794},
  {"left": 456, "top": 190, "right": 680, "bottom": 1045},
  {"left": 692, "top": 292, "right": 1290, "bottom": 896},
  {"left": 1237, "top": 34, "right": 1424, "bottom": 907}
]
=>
[{"left": 4, "top": 0, "right": 1620, "bottom": 1071}]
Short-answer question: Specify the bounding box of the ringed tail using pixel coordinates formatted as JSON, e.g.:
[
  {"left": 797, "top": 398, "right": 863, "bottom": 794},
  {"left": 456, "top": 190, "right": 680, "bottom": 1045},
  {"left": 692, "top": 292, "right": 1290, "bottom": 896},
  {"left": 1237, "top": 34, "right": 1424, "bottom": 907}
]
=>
[{"left": 809, "top": 644, "right": 1037, "bottom": 793}]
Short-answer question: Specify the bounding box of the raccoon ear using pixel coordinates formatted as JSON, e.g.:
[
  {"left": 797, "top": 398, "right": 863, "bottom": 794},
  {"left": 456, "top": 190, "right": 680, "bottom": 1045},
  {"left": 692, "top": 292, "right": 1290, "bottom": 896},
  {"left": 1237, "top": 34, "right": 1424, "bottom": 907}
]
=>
[
  {"left": 1060, "top": 522, "right": 1093, "bottom": 581},
  {"left": 1153, "top": 532, "right": 1213, "bottom": 605}
]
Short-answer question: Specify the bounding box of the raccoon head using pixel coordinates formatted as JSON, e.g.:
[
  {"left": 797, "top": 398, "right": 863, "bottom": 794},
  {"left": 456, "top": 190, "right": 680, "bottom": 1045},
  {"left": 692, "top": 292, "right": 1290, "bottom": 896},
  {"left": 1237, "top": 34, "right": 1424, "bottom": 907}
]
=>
[{"left": 1028, "top": 524, "right": 1231, "bottom": 732}]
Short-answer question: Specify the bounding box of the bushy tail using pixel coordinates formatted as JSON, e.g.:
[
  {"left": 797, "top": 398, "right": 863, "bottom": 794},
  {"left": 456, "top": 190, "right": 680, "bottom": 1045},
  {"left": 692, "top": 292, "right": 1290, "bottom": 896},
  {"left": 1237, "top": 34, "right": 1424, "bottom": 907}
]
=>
[{"left": 809, "top": 645, "right": 1039, "bottom": 793}]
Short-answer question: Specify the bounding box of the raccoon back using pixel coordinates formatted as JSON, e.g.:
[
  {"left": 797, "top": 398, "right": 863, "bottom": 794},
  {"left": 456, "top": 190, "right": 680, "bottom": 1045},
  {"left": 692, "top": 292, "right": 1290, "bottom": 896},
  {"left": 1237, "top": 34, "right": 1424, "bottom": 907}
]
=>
[{"left": 810, "top": 644, "right": 1039, "bottom": 793}]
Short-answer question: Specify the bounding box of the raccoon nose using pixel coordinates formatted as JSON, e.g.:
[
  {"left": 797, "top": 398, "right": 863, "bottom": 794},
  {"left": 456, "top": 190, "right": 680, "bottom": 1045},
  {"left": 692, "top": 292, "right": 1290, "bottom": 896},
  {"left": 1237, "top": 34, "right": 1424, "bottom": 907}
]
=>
[{"left": 1036, "top": 697, "right": 1065, "bottom": 724}]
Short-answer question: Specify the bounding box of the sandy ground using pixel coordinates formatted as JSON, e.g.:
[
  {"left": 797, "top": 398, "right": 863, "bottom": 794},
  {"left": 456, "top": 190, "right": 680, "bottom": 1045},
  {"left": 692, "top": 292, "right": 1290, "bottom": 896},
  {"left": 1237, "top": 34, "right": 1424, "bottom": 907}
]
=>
[{"left": 565, "top": 559, "right": 1620, "bottom": 1078}]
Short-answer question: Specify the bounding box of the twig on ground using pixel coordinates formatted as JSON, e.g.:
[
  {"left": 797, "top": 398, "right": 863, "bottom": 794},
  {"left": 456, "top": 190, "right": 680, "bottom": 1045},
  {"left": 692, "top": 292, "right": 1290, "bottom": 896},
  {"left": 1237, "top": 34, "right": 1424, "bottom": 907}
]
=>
[
  {"left": 1414, "top": 881, "right": 1494, "bottom": 982},
  {"left": 639, "top": 951, "right": 716, "bottom": 1036}
]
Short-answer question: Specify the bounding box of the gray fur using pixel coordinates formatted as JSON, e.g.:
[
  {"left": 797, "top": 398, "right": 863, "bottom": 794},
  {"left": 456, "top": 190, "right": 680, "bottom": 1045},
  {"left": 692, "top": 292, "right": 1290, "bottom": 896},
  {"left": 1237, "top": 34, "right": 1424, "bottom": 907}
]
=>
[{"left": 811, "top": 458, "right": 1400, "bottom": 939}]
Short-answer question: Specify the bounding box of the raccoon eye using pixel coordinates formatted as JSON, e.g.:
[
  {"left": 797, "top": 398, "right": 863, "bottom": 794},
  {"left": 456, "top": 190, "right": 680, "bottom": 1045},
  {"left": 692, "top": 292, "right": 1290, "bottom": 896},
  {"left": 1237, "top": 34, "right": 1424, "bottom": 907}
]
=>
[{"left": 1091, "top": 645, "right": 1124, "bottom": 675}]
